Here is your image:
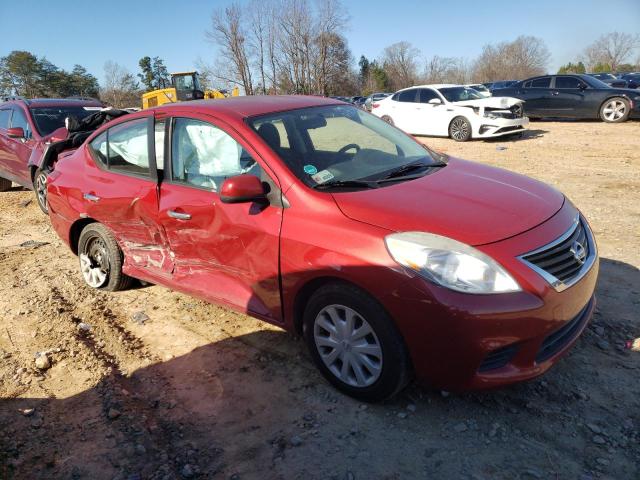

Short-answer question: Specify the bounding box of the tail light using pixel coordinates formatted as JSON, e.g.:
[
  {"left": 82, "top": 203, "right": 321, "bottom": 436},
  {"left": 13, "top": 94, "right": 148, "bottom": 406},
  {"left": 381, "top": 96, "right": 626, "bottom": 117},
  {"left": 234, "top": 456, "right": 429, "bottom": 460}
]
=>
[{"left": 372, "top": 103, "right": 380, "bottom": 109}]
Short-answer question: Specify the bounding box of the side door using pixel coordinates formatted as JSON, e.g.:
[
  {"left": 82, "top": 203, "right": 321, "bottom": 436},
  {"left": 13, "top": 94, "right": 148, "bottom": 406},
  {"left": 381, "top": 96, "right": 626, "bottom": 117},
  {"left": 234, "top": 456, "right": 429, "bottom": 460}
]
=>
[
  {"left": 9, "top": 106, "right": 36, "bottom": 185},
  {"left": 516, "top": 77, "right": 552, "bottom": 116},
  {"left": 0, "top": 108, "right": 14, "bottom": 181},
  {"left": 548, "top": 76, "right": 589, "bottom": 117},
  {"left": 158, "top": 114, "right": 283, "bottom": 322},
  {"left": 417, "top": 88, "right": 450, "bottom": 136},
  {"left": 390, "top": 89, "right": 420, "bottom": 133},
  {"left": 83, "top": 116, "right": 172, "bottom": 276}
]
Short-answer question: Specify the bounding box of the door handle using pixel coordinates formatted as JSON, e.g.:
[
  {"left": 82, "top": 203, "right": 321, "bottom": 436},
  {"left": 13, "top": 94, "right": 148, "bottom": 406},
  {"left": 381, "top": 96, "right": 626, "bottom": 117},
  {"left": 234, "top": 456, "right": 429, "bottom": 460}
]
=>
[
  {"left": 167, "top": 210, "right": 191, "bottom": 220},
  {"left": 551, "top": 91, "right": 559, "bottom": 95},
  {"left": 83, "top": 193, "right": 100, "bottom": 202}
]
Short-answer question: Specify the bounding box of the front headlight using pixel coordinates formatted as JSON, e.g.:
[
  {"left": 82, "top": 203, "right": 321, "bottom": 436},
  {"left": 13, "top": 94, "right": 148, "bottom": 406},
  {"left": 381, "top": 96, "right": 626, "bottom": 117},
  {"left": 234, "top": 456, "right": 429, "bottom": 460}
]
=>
[{"left": 385, "top": 232, "right": 521, "bottom": 294}]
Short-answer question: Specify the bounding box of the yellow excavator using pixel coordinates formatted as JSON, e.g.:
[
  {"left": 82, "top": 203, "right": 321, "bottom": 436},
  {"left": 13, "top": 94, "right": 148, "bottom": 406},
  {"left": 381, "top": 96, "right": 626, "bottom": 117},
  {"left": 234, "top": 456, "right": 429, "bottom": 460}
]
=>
[{"left": 142, "top": 71, "right": 239, "bottom": 109}]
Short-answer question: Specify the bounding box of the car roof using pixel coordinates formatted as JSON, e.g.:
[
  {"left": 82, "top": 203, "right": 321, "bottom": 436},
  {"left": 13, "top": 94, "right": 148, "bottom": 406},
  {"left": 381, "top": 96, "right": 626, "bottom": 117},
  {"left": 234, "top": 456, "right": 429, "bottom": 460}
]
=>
[
  {"left": 3, "top": 98, "right": 104, "bottom": 108},
  {"left": 152, "top": 95, "right": 343, "bottom": 119}
]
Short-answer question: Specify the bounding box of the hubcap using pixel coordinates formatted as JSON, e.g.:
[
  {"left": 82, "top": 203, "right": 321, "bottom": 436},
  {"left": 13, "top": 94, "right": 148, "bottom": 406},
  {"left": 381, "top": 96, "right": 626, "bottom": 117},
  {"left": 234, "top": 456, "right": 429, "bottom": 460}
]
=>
[
  {"left": 35, "top": 172, "right": 47, "bottom": 210},
  {"left": 451, "top": 118, "right": 470, "bottom": 140},
  {"left": 603, "top": 101, "right": 626, "bottom": 121},
  {"left": 313, "top": 304, "right": 383, "bottom": 388},
  {"left": 80, "top": 237, "right": 109, "bottom": 287}
]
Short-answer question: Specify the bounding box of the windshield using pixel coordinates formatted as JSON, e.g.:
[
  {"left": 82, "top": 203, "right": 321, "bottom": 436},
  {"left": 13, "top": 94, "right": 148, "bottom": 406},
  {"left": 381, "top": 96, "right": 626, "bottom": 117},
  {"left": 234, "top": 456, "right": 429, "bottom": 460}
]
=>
[
  {"left": 582, "top": 76, "right": 612, "bottom": 89},
  {"left": 30, "top": 106, "right": 101, "bottom": 136},
  {"left": 174, "top": 74, "right": 200, "bottom": 91},
  {"left": 438, "top": 87, "right": 484, "bottom": 102},
  {"left": 249, "top": 105, "right": 440, "bottom": 188},
  {"left": 469, "top": 84, "right": 488, "bottom": 92}
]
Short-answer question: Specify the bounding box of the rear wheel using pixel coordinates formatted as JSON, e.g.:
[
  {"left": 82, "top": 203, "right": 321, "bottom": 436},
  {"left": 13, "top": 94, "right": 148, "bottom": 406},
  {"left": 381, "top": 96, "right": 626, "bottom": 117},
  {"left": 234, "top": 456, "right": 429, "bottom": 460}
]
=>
[
  {"left": 78, "top": 223, "right": 132, "bottom": 291},
  {"left": 0, "top": 177, "right": 11, "bottom": 192},
  {"left": 34, "top": 168, "right": 48, "bottom": 214},
  {"left": 449, "top": 116, "right": 472, "bottom": 141},
  {"left": 303, "top": 282, "right": 411, "bottom": 402},
  {"left": 600, "top": 97, "right": 630, "bottom": 123}
]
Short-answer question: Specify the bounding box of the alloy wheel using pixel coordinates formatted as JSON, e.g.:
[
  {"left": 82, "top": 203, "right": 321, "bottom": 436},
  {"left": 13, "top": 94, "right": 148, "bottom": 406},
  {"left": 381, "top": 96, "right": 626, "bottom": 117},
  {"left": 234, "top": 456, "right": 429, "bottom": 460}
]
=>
[
  {"left": 313, "top": 304, "right": 383, "bottom": 388},
  {"left": 80, "top": 237, "right": 109, "bottom": 288},
  {"left": 450, "top": 118, "right": 470, "bottom": 140},
  {"left": 35, "top": 171, "right": 48, "bottom": 212},
  {"left": 602, "top": 100, "right": 626, "bottom": 121}
]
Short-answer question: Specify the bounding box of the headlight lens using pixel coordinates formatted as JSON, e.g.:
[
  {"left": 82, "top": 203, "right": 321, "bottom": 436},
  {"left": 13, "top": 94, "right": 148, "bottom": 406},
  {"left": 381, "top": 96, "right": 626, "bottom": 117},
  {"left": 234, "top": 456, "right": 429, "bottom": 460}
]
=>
[{"left": 385, "top": 232, "right": 521, "bottom": 294}]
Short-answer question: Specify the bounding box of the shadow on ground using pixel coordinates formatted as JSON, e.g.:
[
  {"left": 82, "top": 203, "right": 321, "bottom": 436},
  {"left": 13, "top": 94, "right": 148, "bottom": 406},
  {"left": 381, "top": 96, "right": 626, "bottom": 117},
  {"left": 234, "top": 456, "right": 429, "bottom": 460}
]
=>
[{"left": 1, "top": 257, "right": 639, "bottom": 479}]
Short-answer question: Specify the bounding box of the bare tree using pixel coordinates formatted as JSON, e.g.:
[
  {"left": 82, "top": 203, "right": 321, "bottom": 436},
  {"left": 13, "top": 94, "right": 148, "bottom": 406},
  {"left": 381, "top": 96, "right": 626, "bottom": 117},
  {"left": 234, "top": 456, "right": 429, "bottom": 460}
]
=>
[
  {"left": 423, "top": 56, "right": 470, "bottom": 84},
  {"left": 247, "top": 0, "right": 269, "bottom": 94},
  {"left": 314, "top": 0, "right": 348, "bottom": 94},
  {"left": 583, "top": 32, "right": 640, "bottom": 70},
  {"left": 472, "top": 36, "right": 550, "bottom": 82},
  {"left": 381, "top": 41, "right": 420, "bottom": 90},
  {"left": 100, "top": 61, "right": 141, "bottom": 108},
  {"left": 206, "top": 3, "right": 254, "bottom": 95}
]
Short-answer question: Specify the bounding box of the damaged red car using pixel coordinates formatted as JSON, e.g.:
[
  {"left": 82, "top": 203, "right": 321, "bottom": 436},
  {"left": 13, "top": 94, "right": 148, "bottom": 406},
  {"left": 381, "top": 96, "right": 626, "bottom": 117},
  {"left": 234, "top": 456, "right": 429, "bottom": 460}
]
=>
[
  {"left": 0, "top": 97, "right": 104, "bottom": 212},
  {"left": 46, "top": 96, "right": 598, "bottom": 401}
]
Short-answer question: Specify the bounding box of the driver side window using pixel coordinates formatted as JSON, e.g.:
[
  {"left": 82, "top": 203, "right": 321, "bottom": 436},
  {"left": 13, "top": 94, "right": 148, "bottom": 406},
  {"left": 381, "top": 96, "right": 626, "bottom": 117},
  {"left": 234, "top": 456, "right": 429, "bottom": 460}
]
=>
[{"left": 170, "top": 117, "right": 260, "bottom": 191}]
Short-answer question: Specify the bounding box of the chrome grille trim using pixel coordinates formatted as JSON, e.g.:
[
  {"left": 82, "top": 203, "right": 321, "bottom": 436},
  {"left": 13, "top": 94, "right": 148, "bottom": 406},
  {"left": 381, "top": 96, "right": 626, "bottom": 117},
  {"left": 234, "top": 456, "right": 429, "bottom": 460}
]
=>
[{"left": 518, "top": 215, "right": 597, "bottom": 292}]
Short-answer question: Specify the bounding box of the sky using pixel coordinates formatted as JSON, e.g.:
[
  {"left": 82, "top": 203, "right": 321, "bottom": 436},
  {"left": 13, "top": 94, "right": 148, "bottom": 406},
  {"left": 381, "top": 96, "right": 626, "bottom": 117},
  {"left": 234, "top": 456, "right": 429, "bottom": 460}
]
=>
[{"left": 1, "top": 0, "right": 639, "bottom": 85}]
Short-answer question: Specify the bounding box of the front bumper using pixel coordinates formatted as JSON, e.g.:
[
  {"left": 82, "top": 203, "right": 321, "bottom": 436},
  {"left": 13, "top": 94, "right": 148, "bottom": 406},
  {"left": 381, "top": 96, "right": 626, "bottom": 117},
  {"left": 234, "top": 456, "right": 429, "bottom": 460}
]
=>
[
  {"left": 474, "top": 116, "right": 529, "bottom": 138},
  {"left": 382, "top": 202, "right": 599, "bottom": 391}
]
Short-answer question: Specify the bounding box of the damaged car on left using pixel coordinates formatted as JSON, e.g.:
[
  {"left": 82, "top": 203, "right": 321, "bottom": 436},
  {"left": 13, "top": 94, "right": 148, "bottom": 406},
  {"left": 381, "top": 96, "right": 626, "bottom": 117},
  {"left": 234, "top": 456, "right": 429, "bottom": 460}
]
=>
[{"left": 0, "top": 97, "right": 108, "bottom": 212}]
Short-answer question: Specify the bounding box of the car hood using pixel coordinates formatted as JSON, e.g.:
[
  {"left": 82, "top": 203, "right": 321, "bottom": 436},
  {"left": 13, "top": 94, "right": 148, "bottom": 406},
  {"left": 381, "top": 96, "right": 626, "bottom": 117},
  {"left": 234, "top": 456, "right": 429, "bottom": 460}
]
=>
[
  {"left": 452, "top": 96, "right": 524, "bottom": 108},
  {"left": 332, "top": 158, "right": 564, "bottom": 246}
]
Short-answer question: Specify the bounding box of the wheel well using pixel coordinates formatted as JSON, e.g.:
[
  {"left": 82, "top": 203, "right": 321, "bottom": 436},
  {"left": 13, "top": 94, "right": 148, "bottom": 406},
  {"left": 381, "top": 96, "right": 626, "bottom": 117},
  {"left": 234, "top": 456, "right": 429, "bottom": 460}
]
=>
[
  {"left": 68, "top": 218, "right": 97, "bottom": 255},
  {"left": 292, "top": 276, "right": 359, "bottom": 335},
  {"left": 29, "top": 165, "right": 37, "bottom": 184}
]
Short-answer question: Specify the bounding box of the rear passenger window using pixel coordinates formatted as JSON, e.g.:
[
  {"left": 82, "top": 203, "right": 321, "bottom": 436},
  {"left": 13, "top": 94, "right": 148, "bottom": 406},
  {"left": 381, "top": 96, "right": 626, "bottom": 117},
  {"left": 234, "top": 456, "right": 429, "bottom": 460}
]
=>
[
  {"left": 418, "top": 89, "right": 439, "bottom": 103},
  {"left": 107, "top": 119, "right": 150, "bottom": 176},
  {"left": 531, "top": 78, "right": 551, "bottom": 88},
  {"left": 398, "top": 90, "right": 418, "bottom": 102},
  {"left": 87, "top": 118, "right": 150, "bottom": 177},
  {"left": 0, "top": 109, "right": 11, "bottom": 129}
]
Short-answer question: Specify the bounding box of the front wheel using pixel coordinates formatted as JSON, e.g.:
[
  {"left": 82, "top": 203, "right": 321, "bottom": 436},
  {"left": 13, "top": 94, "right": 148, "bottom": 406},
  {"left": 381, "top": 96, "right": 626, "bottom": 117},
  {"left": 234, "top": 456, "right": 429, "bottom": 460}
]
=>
[
  {"left": 600, "top": 97, "right": 630, "bottom": 123},
  {"left": 34, "top": 168, "right": 48, "bottom": 214},
  {"left": 449, "top": 116, "right": 472, "bottom": 142},
  {"left": 78, "top": 223, "right": 132, "bottom": 291},
  {"left": 303, "top": 282, "right": 411, "bottom": 402},
  {"left": 381, "top": 115, "right": 395, "bottom": 126}
]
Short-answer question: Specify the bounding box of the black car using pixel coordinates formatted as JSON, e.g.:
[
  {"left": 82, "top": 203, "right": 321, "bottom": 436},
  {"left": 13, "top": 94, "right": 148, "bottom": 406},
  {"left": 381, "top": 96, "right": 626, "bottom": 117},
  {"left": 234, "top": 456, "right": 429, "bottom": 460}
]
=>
[
  {"left": 487, "top": 80, "right": 518, "bottom": 91},
  {"left": 586, "top": 73, "right": 628, "bottom": 88},
  {"left": 492, "top": 74, "right": 640, "bottom": 122},
  {"left": 618, "top": 73, "right": 640, "bottom": 89}
]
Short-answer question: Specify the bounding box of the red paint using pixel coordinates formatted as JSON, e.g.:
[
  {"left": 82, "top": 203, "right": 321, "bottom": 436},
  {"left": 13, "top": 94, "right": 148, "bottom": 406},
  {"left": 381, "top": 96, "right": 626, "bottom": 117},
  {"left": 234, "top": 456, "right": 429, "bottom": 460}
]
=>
[
  {"left": 46, "top": 95, "right": 598, "bottom": 391},
  {"left": 0, "top": 98, "right": 103, "bottom": 188}
]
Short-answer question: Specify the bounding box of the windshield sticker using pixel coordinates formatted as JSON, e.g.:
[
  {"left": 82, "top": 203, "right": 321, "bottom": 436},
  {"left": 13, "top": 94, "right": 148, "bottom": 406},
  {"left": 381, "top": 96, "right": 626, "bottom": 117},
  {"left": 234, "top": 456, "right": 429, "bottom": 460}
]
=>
[
  {"left": 303, "top": 164, "right": 318, "bottom": 175},
  {"left": 311, "top": 169, "right": 334, "bottom": 184}
]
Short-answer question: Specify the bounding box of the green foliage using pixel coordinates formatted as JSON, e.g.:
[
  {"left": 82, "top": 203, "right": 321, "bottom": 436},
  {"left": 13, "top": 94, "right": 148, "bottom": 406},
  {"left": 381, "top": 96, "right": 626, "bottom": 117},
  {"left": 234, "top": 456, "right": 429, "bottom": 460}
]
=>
[
  {"left": 358, "top": 55, "right": 369, "bottom": 82},
  {"left": 557, "top": 61, "right": 586, "bottom": 74},
  {"left": 138, "top": 56, "right": 170, "bottom": 91},
  {"left": 0, "top": 50, "right": 98, "bottom": 98},
  {"left": 592, "top": 62, "right": 612, "bottom": 73},
  {"left": 615, "top": 63, "right": 636, "bottom": 73}
]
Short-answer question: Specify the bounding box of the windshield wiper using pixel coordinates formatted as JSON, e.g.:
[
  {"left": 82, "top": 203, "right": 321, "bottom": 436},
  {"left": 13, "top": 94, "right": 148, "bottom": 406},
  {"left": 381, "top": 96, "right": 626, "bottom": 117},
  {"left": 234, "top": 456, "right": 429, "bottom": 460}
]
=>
[
  {"left": 379, "top": 161, "right": 444, "bottom": 181},
  {"left": 313, "top": 179, "right": 379, "bottom": 190}
]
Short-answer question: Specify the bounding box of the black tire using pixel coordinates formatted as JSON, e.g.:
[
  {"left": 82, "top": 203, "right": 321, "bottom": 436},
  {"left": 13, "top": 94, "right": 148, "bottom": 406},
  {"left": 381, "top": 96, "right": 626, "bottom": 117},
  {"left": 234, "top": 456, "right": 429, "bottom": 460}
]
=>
[
  {"left": 34, "top": 168, "right": 48, "bottom": 214},
  {"left": 0, "top": 177, "right": 11, "bottom": 192},
  {"left": 599, "top": 97, "right": 630, "bottom": 123},
  {"left": 449, "top": 116, "right": 472, "bottom": 142},
  {"left": 302, "top": 282, "right": 412, "bottom": 402},
  {"left": 77, "top": 223, "right": 133, "bottom": 292},
  {"left": 381, "top": 115, "right": 395, "bottom": 126}
]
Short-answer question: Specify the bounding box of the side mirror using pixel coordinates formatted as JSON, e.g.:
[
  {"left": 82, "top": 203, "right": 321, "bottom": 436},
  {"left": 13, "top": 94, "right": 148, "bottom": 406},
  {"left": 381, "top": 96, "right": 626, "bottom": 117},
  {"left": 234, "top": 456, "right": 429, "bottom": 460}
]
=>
[
  {"left": 579, "top": 83, "right": 588, "bottom": 90},
  {"left": 428, "top": 98, "right": 442, "bottom": 105},
  {"left": 7, "top": 127, "right": 25, "bottom": 139},
  {"left": 220, "top": 174, "right": 266, "bottom": 204}
]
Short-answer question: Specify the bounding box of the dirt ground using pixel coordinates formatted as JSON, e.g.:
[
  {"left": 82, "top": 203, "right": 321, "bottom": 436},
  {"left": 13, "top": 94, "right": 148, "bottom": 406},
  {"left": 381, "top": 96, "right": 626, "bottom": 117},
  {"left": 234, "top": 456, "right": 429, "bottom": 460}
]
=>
[{"left": 0, "top": 119, "right": 639, "bottom": 480}]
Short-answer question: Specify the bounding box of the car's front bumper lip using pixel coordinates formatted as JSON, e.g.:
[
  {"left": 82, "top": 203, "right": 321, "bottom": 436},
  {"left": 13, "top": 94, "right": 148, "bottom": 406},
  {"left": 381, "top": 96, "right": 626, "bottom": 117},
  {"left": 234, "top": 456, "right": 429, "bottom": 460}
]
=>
[{"left": 474, "top": 117, "right": 529, "bottom": 138}]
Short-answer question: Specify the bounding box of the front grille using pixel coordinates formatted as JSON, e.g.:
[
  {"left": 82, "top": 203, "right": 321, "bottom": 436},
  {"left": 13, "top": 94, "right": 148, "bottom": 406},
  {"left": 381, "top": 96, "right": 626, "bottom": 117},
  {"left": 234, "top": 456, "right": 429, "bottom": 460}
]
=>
[
  {"left": 478, "top": 344, "right": 519, "bottom": 372},
  {"left": 495, "top": 125, "right": 524, "bottom": 133},
  {"left": 521, "top": 217, "right": 591, "bottom": 285},
  {"left": 536, "top": 297, "right": 593, "bottom": 363}
]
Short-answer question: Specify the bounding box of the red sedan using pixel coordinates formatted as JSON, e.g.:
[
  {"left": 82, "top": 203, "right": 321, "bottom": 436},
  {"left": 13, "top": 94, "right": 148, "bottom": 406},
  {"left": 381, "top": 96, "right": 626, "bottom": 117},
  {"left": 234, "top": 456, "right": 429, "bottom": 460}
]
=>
[{"left": 46, "top": 96, "right": 598, "bottom": 401}]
